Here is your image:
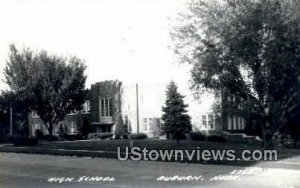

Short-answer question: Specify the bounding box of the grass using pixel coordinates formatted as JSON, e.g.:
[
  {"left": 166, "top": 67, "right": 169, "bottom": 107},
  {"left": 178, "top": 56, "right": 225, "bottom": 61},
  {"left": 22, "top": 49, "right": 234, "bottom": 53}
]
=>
[
  {"left": 36, "top": 139, "right": 256, "bottom": 152},
  {"left": 1, "top": 139, "right": 300, "bottom": 166}
]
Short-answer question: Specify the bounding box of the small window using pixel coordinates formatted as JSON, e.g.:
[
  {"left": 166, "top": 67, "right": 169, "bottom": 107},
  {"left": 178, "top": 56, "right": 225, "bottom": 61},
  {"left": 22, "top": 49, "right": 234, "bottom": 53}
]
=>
[
  {"left": 202, "top": 120, "right": 207, "bottom": 129},
  {"left": 68, "top": 121, "right": 77, "bottom": 135},
  {"left": 208, "top": 120, "right": 212, "bottom": 128},
  {"left": 68, "top": 109, "right": 78, "bottom": 115},
  {"left": 34, "top": 123, "right": 40, "bottom": 130},
  {"left": 241, "top": 118, "right": 246, "bottom": 130},
  {"left": 32, "top": 123, "right": 40, "bottom": 136},
  {"left": 32, "top": 111, "right": 39, "bottom": 118},
  {"left": 100, "top": 98, "right": 113, "bottom": 117},
  {"left": 109, "top": 99, "right": 113, "bottom": 116},
  {"left": 233, "top": 116, "right": 237, "bottom": 130},
  {"left": 143, "top": 118, "right": 148, "bottom": 131},
  {"left": 81, "top": 100, "right": 91, "bottom": 114},
  {"left": 228, "top": 116, "right": 232, "bottom": 130},
  {"left": 227, "top": 96, "right": 231, "bottom": 102},
  {"left": 239, "top": 98, "right": 244, "bottom": 109}
]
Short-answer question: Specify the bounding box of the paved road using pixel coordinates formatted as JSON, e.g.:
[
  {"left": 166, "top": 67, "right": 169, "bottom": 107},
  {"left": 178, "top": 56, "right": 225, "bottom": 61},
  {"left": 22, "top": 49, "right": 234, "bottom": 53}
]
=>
[{"left": 0, "top": 152, "right": 300, "bottom": 188}]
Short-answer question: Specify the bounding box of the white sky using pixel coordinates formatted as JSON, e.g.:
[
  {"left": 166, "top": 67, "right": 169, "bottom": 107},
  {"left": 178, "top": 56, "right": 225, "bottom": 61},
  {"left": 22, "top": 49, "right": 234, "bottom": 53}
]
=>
[{"left": 0, "top": 0, "right": 214, "bottom": 113}]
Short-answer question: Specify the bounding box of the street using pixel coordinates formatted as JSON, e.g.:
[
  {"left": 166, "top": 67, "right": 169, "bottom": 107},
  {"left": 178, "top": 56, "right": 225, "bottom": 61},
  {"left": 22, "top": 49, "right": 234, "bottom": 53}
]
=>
[{"left": 0, "top": 152, "right": 300, "bottom": 188}]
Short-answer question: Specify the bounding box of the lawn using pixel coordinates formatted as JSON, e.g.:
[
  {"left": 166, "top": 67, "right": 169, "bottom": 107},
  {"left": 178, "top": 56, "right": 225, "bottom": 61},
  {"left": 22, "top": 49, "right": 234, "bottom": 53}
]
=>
[
  {"left": 2, "top": 139, "right": 300, "bottom": 166},
  {"left": 35, "top": 139, "right": 263, "bottom": 165},
  {"left": 36, "top": 139, "right": 256, "bottom": 152}
]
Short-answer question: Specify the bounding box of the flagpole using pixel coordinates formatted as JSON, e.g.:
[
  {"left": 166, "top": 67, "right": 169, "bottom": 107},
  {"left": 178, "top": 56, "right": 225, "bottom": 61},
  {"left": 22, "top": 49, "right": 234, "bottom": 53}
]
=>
[
  {"left": 10, "top": 103, "right": 13, "bottom": 136},
  {"left": 136, "top": 83, "right": 139, "bottom": 133}
]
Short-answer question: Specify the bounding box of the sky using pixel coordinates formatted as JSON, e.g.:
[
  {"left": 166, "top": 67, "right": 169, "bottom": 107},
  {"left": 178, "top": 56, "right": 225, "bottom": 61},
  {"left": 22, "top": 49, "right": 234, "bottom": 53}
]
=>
[{"left": 0, "top": 0, "right": 214, "bottom": 114}]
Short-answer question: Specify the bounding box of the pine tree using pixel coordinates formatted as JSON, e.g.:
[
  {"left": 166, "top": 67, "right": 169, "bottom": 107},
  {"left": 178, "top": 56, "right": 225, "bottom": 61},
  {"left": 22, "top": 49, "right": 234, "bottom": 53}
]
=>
[{"left": 161, "top": 81, "right": 192, "bottom": 141}]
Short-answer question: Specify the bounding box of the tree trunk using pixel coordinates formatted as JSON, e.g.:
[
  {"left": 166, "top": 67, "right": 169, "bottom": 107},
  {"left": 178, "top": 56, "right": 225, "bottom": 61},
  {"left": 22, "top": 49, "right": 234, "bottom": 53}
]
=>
[
  {"left": 176, "top": 138, "right": 180, "bottom": 146},
  {"left": 293, "top": 137, "right": 298, "bottom": 149},
  {"left": 261, "top": 124, "right": 266, "bottom": 148},
  {"left": 48, "top": 123, "right": 53, "bottom": 136},
  {"left": 261, "top": 116, "right": 274, "bottom": 149}
]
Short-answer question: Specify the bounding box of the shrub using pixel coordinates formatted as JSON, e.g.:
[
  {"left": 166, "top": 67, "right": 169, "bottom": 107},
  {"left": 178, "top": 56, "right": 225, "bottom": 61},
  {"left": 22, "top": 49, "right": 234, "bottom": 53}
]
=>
[
  {"left": 35, "top": 129, "right": 44, "bottom": 139},
  {"left": 12, "top": 136, "right": 38, "bottom": 146},
  {"left": 99, "top": 133, "right": 113, "bottom": 140},
  {"left": 189, "top": 132, "right": 206, "bottom": 141},
  {"left": 2, "top": 135, "right": 14, "bottom": 143},
  {"left": 122, "top": 134, "right": 129, "bottom": 139},
  {"left": 130, "top": 133, "right": 147, "bottom": 139},
  {"left": 43, "top": 135, "right": 59, "bottom": 141},
  {"left": 61, "top": 134, "right": 84, "bottom": 141},
  {"left": 87, "top": 133, "right": 113, "bottom": 140},
  {"left": 207, "top": 135, "right": 226, "bottom": 142},
  {"left": 171, "top": 132, "right": 187, "bottom": 140},
  {"left": 87, "top": 133, "right": 96, "bottom": 139},
  {"left": 114, "top": 135, "right": 121, "bottom": 140},
  {"left": 0, "top": 135, "right": 4, "bottom": 143},
  {"left": 189, "top": 132, "right": 226, "bottom": 142}
]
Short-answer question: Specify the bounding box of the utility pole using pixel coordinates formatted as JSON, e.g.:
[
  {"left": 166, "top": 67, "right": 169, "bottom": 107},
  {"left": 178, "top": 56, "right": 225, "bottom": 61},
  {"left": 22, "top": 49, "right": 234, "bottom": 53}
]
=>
[
  {"left": 136, "top": 83, "right": 139, "bottom": 133},
  {"left": 9, "top": 103, "right": 13, "bottom": 136}
]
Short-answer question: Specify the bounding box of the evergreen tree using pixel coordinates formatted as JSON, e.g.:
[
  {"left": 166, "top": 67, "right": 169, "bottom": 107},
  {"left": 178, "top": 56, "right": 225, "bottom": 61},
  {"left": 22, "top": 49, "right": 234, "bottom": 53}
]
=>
[
  {"left": 161, "top": 81, "right": 192, "bottom": 141},
  {"left": 114, "top": 113, "right": 125, "bottom": 139}
]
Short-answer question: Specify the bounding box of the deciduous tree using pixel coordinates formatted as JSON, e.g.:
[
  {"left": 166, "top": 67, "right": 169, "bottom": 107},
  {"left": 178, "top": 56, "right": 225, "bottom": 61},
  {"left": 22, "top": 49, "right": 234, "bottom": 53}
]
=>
[
  {"left": 4, "top": 44, "right": 87, "bottom": 136},
  {"left": 172, "top": 0, "right": 300, "bottom": 147}
]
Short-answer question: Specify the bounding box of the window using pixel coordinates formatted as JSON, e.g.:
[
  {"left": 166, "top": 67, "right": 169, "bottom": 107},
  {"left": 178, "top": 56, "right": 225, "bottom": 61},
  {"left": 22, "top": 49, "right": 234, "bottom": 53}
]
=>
[
  {"left": 143, "top": 118, "right": 148, "bottom": 131},
  {"left": 238, "top": 98, "right": 244, "bottom": 109},
  {"left": 149, "top": 118, "right": 156, "bottom": 131},
  {"left": 128, "top": 119, "right": 132, "bottom": 132},
  {"left": 68, "top": 109, "right": 78, "bottom": 115},
  {"left": 202, "top": 121, "right": 207, "bottom": 129},
  {"left": 228, "top": 116, "right": 232, "bottom": 130},
  {"left": 54, "top": 124, "right": 61, "bottom": 135},
  {"left": 233, "top": 116, "right": 237, "bottom": 130},
  {"left": 81, "top": 100, "right": 91, "bottom": 114},
  {"left": 232, "top": 96, "right": 236, "bottom": 104},
  {"left": 68, "top": 121, "right": 77, "bottom": 135},
  {"left": 241, "top": 118, "right": 246, "bottom": 130},
  {"left": 202, "top": 115, "right": 207, "bottom": 129},
  {"left": 100, "top": 98, "right": 113, "bottom": 117},
  {"left": 33, "top": 123, "right": 40, "bottom": 135},
  {"left": 208, "top": 121, "right": 214, "bottom": 129},
  {"left": 57, "top": 122, "right": 64, "bottom": 135},
  {"left": 227, "top": 96, "right": 231, "bottom": 103},
  {"left": 240, "top": 117, "right": 243, "bottom": 130},
  {"left": 34, "top": 123, "right": 40, "bottom": 130},
  {"left": 208, "top": 114, "right": 214, "bottom": 130},
  {"left": 32, "top": 111, "right": 39, "bottom": 118},
  {"left": 125, "top": 115, "right": 129, "bottom": 125}
]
